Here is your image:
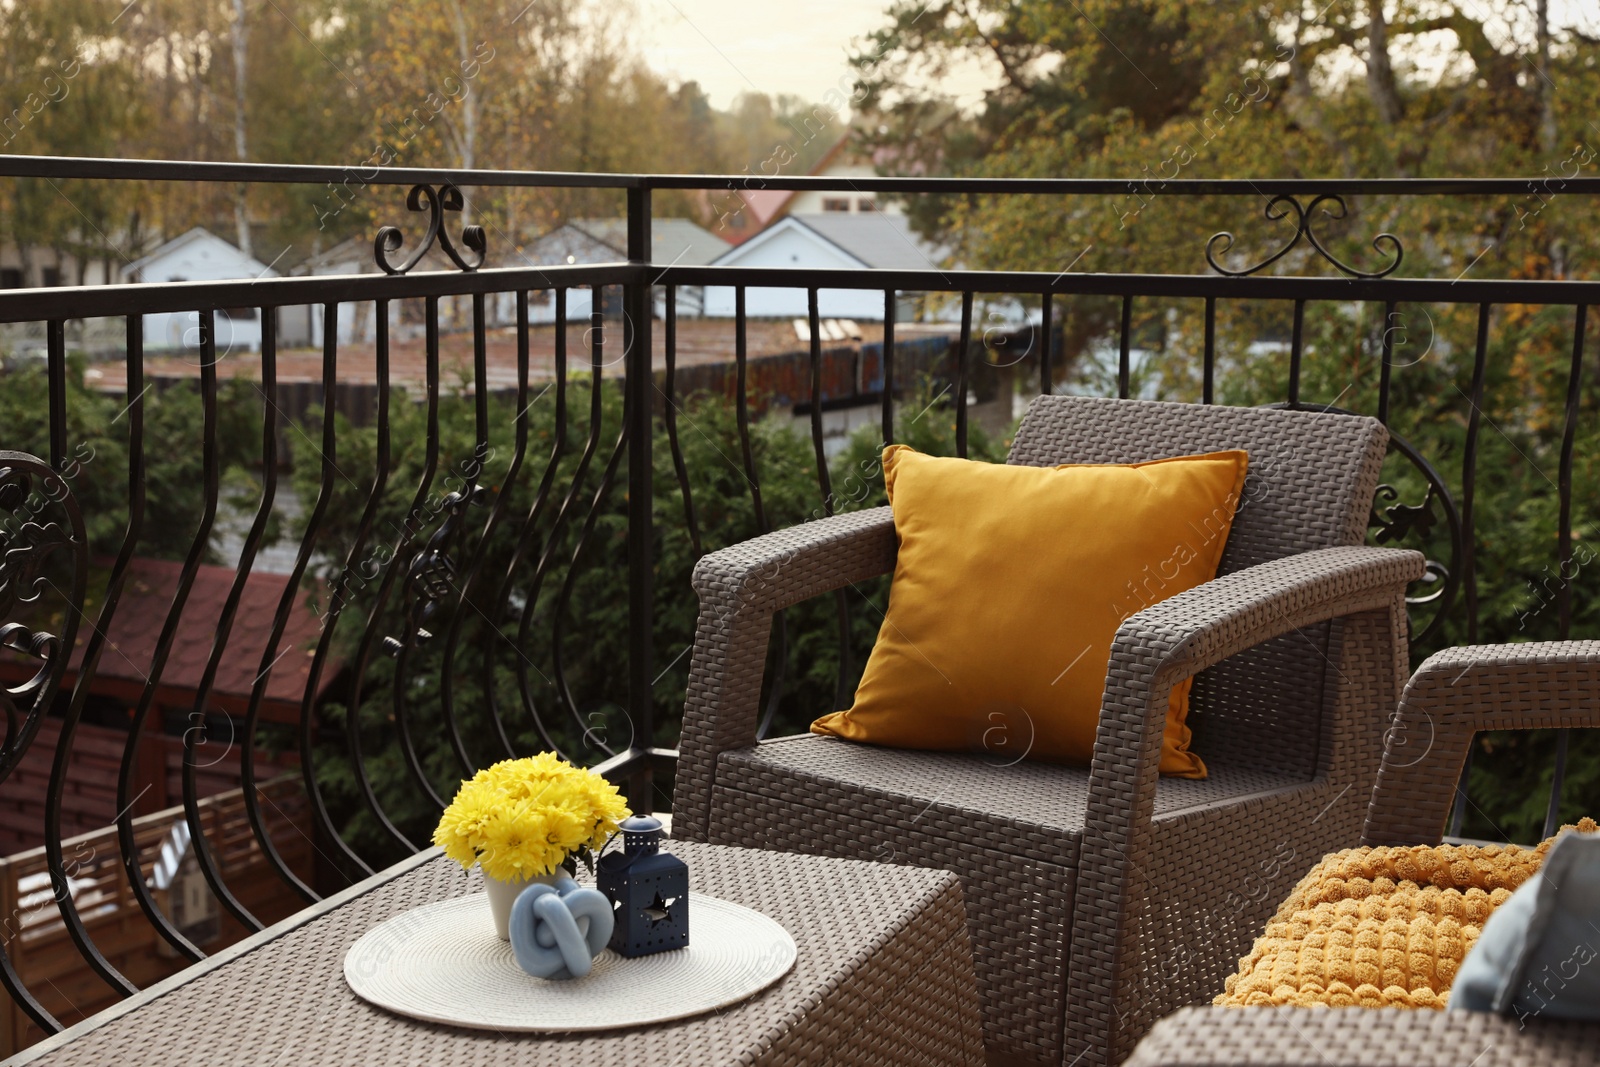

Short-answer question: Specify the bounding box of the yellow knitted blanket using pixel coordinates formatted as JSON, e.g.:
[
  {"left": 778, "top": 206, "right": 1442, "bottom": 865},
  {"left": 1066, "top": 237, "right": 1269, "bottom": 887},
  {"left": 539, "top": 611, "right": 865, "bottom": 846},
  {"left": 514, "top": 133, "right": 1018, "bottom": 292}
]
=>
[{"left": 1216, "top": 819, "right": 1597, "bottom": 1009}]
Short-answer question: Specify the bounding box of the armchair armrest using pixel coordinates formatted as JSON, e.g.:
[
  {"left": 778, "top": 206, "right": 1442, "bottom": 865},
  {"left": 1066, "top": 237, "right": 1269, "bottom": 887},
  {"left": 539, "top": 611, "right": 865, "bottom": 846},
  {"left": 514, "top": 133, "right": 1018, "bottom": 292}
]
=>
[
  {"left": 674, "top": 507, "right": 896, "bottom": 838},
  {"left": 688, "top": 506, "right": 896, "bottom": 618},
  {"left": 1068, "top": 545, "right": 1425, "bottom": 1059},
  {"left": 1363, "top": 640, "right": 1600, "bottom": 846}
]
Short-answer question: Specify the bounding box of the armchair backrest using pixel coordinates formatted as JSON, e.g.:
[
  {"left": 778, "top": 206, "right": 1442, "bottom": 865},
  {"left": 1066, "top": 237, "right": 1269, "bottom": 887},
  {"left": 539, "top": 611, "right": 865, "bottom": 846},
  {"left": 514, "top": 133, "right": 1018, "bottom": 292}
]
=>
[
  {"left": 1009, "top": 396, "right": 1387, "bottom": 572},
  {"left": 1008, "top": 396, "right": 1391, "bottom": 775}
]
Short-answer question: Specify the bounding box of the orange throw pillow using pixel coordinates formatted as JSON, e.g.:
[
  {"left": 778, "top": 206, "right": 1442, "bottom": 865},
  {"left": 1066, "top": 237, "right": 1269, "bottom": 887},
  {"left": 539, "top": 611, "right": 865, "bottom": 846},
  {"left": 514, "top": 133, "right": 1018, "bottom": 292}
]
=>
[{"left": 810, "top": 445, "right": 1249, "bottom": 777}]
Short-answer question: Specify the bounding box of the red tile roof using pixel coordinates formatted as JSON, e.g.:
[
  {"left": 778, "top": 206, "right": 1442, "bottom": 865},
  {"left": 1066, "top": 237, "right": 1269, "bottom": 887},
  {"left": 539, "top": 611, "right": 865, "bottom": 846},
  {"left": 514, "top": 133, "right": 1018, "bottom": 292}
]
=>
[{"left": 58, "top": 558, "right": 338, "bottom": 723}]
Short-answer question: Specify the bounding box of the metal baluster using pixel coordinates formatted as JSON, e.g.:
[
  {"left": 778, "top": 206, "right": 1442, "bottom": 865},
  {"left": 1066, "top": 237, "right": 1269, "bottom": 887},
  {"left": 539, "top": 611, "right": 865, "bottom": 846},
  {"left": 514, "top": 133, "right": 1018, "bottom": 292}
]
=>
[
  {"left": 551, "top": 316, "right": 629, "bottom": 756},
  {"left": 517, "top": 294, "right": 607, "bottom": 761},
  {"left": 105, "top": 317, "right": 210, "bottom": 961},
  {"left": 497, "top": 290, "right": 571, "bottom": 757},
  {"left": 1447, "top": 303, "right": 1491, "bottom": 839},
  {"left": 1287, "top": 299, "right": 1305, "bottom": 409},
  {"left": 315, "top": 299, "right": 415, "bottom": 854},
  {"left": 1202, "top": 297, "right": 1216, "bottom": 404},
  {"left": 735, "top": 289, "right": 768, "bottom": 531},
  {"left": 46, "top": 320, "right": 66, "bottom": 471},
  {"left": 1040, "top": 293, "right": 1053, "bottom": 399},
  {"left": 1462, "top": 304, "right": 1489, "bottom": 645},
  {"left": 388, "top": 296, "right": 452, "bottom": 810},
  {"left": 433, "top": 289, "right": 494, "bottom": 778},
  {"left": 14, "top": 449, "right": 88, "bottom": 1026},
  {"left": 453, "top": 289, "right": 535, "bottom": 760},
  {"left": 623, "top": 185, "right": 655, "bottom": 806},
  {"left": 809, "top": 289, "right": 854, "bottom": 712},
  {"left": 176, "top": 310, "right": 265, "bottom": 931},
  {"left": 1377, "top": 300, "right": 1397, "bottom": 425},
  {"left": 1543, "top": 303, "right": 1588, "bottom": 840},
  {"left": 49, "top": 316, "right": 145, "bottom": 990},
  {"left": 345, "top": 296, "right": 448, "bottom": 817},
  {"left": 237, "top": 309, "right": 320, "bottom": 898},
  {"left": 1118, "top": 295, "right": 1132, "bottom": 399},
  {"left": 956, "top": 291, "right": 972, "bottom": 458},
  {"left": 734, "top": 289, "right": 788, "bottom": 739},
  {"left": 881, "top": 290, "right": 896, "bottom": 444},
  {"left": 662, "top": 287, "right": 703, "bottom": 556},
  {"left": 287, "top": 304, "right": 376, "bottom": 877}
]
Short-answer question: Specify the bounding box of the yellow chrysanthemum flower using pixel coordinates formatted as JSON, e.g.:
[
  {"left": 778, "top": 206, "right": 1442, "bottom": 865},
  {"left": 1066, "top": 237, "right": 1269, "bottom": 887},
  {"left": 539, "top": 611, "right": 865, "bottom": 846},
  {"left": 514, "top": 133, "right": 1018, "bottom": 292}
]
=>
[{"left": 433, "top": 752, "right": 632, "bottom": 880}]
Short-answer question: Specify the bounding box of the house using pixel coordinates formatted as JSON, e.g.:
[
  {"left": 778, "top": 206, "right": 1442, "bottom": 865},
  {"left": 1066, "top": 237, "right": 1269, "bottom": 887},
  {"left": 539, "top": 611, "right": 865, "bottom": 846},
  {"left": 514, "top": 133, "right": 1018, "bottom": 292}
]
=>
[
  {"left": 276, "top": 217, "right": 732, "bottom": 347},
  {"left": 712, "top": 135, "right": 905, "bottom": 244},
  {"left": 780, "top": 136, "right": 904, "bottom": 218},
  {"left": 122, "top": 227, "right": 277, "bottom": 353},
  {"left": 277, "top": 234, "right": 477, "bottom": 349},
  {"left": 701, "top": 213, "right": 945, "bottom": 320},
  {"left": 520, "top": 217, "right": 730, "bottom": 322}
]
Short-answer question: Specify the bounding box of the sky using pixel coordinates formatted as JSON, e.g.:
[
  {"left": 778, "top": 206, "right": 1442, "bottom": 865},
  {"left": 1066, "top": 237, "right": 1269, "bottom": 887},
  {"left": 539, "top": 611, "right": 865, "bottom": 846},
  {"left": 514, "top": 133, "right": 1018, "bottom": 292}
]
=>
[
  {"left": 630, "top": 0, "right": 996, "bottom": 114},
  {"left": 629, "top": 0, "right": 1600, "bottom": 118}
]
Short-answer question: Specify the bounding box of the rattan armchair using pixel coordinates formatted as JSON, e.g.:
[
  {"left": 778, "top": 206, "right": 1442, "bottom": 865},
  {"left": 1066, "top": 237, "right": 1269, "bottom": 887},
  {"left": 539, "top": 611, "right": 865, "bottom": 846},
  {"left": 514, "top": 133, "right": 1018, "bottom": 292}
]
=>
[
  {"left": 673, "top": 395, "right": 1425, "bottom": 1066},
  {"left": 1125, "top": 640, "right": 1600, "bottom": 1067}
]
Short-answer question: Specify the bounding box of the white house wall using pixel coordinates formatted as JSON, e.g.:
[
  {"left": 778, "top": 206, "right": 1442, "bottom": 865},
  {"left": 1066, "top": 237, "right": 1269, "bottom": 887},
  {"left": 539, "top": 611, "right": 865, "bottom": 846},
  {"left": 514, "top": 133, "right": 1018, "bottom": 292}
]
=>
[
  {"left": 702, "top": 224, "right": 884, "bottom": 320},
  {"left": 785, "top": 163, "right": 902, "bottom": 215},
  {"left": 129, "top": 233, "right": 273, "bottom": 353}
]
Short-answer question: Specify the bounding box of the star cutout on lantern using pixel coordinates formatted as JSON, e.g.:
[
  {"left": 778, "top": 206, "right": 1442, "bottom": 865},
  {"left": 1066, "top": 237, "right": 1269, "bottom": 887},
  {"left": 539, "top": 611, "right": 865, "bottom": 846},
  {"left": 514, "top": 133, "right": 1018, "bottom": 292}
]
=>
[{"left": 643, "top": 892, "right": 679, "bottom": 924}]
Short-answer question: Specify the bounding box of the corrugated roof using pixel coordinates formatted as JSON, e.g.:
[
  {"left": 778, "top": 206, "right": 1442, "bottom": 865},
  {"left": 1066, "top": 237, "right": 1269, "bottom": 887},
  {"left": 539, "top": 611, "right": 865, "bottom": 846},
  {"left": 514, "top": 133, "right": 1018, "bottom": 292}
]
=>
[
  {"left": 788, "top": 214, "right": 948, "bottom": 270},
  {"left": 568, "top": 218, "right": 731, "bottom": 266}
]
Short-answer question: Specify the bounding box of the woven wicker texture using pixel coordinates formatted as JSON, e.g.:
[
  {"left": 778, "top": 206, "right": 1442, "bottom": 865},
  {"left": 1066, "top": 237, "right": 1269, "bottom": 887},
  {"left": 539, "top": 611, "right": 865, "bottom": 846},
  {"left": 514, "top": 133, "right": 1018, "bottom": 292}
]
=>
[
  {"left": 1125, "top": 1005, "right": 1600, "bottom": 1067},
  {"left": 1214, "top": 830, "right": 1598, "bottom": 1008},
  {"left": 1124, "top": 640, "right": 1600, "bottom": 1067},
  {"left": 25, "top": 844, "right": 984, "bottom": 1067},
  {"left": 1365, "top": 641, "right": 1600, "bottom": 846},
  {"left": 343, "top": 892, "right": 796, "bottom": 1031},
  {"left": 676, "top": 396, "right": 1423, "bottom": 1065}
]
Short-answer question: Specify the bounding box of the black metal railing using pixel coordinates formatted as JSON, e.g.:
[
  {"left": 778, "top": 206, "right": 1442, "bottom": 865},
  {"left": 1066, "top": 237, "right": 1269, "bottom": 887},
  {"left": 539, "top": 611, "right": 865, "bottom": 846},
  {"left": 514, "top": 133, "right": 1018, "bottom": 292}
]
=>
[{"left": 0, "top": 155, "right": 1597, "bottom": 1040}]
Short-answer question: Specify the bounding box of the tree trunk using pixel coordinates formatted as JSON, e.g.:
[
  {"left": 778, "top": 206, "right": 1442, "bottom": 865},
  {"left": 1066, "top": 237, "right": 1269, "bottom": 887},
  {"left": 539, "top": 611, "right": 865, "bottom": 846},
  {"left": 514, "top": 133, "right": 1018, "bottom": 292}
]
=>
[
  {"left": 448, "top": 1, "right": 478, "bottom": 229},
  {"left": 1536, "top": 0, "right": 1565, "bottom": 276},
  {"left": 231, "top": 0, "right": 252, "bottom": 256},
  {"left": 1365, "top": 0, "right": 1403, "bottom": 125}
]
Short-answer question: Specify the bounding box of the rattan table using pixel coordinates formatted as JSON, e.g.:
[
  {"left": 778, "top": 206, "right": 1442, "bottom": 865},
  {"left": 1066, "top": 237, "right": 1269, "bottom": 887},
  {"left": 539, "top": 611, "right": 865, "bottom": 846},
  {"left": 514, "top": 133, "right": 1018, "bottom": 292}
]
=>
[{"left": 13, "top": 842, "right": 984, "bottom": 1066}]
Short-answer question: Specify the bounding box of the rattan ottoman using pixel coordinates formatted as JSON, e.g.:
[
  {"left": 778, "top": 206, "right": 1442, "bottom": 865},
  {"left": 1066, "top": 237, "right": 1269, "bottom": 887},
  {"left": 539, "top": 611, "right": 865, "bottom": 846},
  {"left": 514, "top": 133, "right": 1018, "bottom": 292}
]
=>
[{"left": 13, "top": 842, "right": 984, "bottom": 1066}]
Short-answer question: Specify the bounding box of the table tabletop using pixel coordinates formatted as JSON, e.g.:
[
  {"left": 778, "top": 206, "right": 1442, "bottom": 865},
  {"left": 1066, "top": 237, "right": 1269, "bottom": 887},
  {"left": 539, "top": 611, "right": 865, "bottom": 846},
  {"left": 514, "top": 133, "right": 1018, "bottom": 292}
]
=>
[{"left": 14, "top": 841, "right": 984, "bottom": 1066}]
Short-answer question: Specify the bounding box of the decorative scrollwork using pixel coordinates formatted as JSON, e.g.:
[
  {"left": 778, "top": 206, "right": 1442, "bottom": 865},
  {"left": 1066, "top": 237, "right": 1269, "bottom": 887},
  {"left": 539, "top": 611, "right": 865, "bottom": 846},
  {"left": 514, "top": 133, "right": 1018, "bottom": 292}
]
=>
[
  {"left": 1363, "top": 437, "right": 1461, "bottom": 642},
  {"left": 374, "top": 183, "right": 487, "bottom": 276},
  {"left": 1206, "top": 194, "right": 1403, "bottom": 279},
  {"left": 0, "top": 452, "right": 85, "bottom": 787},
  {"left": 1370, "top": 482, "right": 1438, "bottom": 546},
  {"left": 1263, "top": 405, "right": 1457, "bottom": 644},
  {"left": 383, "top": 485, "right": 491, "bottom": 657},
  {"left": 0, "top": 520, "right": 72, "bottom": 620}
]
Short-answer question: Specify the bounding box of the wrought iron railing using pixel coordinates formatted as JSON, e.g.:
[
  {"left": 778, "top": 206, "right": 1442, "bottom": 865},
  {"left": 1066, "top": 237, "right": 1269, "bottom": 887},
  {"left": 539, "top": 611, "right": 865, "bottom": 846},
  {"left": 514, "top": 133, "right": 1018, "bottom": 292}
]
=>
[{"left": 0, "top": 155, "right": 1597, "bottom": 1038}]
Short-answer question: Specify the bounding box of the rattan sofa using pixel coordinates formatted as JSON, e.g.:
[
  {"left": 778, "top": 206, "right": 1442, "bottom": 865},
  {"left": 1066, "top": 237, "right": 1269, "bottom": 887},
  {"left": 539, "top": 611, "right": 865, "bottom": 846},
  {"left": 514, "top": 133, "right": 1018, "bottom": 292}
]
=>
[
  {"left": 673, "top": 395, "right": 1426, "bottom": 1065},
  {"left": 1125, "top": 640, "right": 1600, "bottom": 1067}
]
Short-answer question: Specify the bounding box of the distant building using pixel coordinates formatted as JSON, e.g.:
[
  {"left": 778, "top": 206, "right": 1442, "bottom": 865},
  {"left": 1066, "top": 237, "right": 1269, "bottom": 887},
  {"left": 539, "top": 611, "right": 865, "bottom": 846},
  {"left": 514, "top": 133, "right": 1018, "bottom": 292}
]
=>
[
  {"left": 702, "top": 214, "right": 945, "bottom": 320},
  {"left": 122, "top": 227, "right": 278, "bottom": 353},
  {"left": 712, "top": 136, "right": 905, "bottom": 244},
  {"left": 274, "top": 217, "right": 731, "bottom": 348},
  {"left": 520, "top": 218, "right": 730, "bottom": 322},
  {"left": 782, "top": 137, "right": 904, "bottom": 218},
  {"left": 277, "top": 234, "right": 473, "bottom": 349}
]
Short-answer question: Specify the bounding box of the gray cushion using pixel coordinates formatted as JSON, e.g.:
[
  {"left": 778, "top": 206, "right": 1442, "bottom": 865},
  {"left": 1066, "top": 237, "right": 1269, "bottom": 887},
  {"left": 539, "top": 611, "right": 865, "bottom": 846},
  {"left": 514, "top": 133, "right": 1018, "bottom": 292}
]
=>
[{"left": 1450, "top": 830, "right": 1600, "bottom": 1020}]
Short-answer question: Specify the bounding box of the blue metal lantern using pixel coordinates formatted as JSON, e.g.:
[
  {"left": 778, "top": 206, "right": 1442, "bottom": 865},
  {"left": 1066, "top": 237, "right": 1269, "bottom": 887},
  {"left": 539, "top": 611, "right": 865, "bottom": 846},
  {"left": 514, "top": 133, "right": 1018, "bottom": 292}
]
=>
[{"left": 596, "top": 815, "right": 689, "bottom": 957}]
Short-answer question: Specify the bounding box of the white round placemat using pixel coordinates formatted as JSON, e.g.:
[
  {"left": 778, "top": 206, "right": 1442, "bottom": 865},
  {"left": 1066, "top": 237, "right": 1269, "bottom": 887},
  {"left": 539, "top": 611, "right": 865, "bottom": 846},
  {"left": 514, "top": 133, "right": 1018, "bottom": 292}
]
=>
[{"left": 343, "top": 892, "right": 796, "bottom": 1032}]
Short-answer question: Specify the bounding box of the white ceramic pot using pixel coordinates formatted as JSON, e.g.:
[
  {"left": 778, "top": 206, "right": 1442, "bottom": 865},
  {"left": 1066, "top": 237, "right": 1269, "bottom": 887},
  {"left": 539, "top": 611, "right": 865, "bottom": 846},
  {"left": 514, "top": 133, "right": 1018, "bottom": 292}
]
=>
[{"left": 483, "top": 870, "right": 561, "bottom": 940}]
